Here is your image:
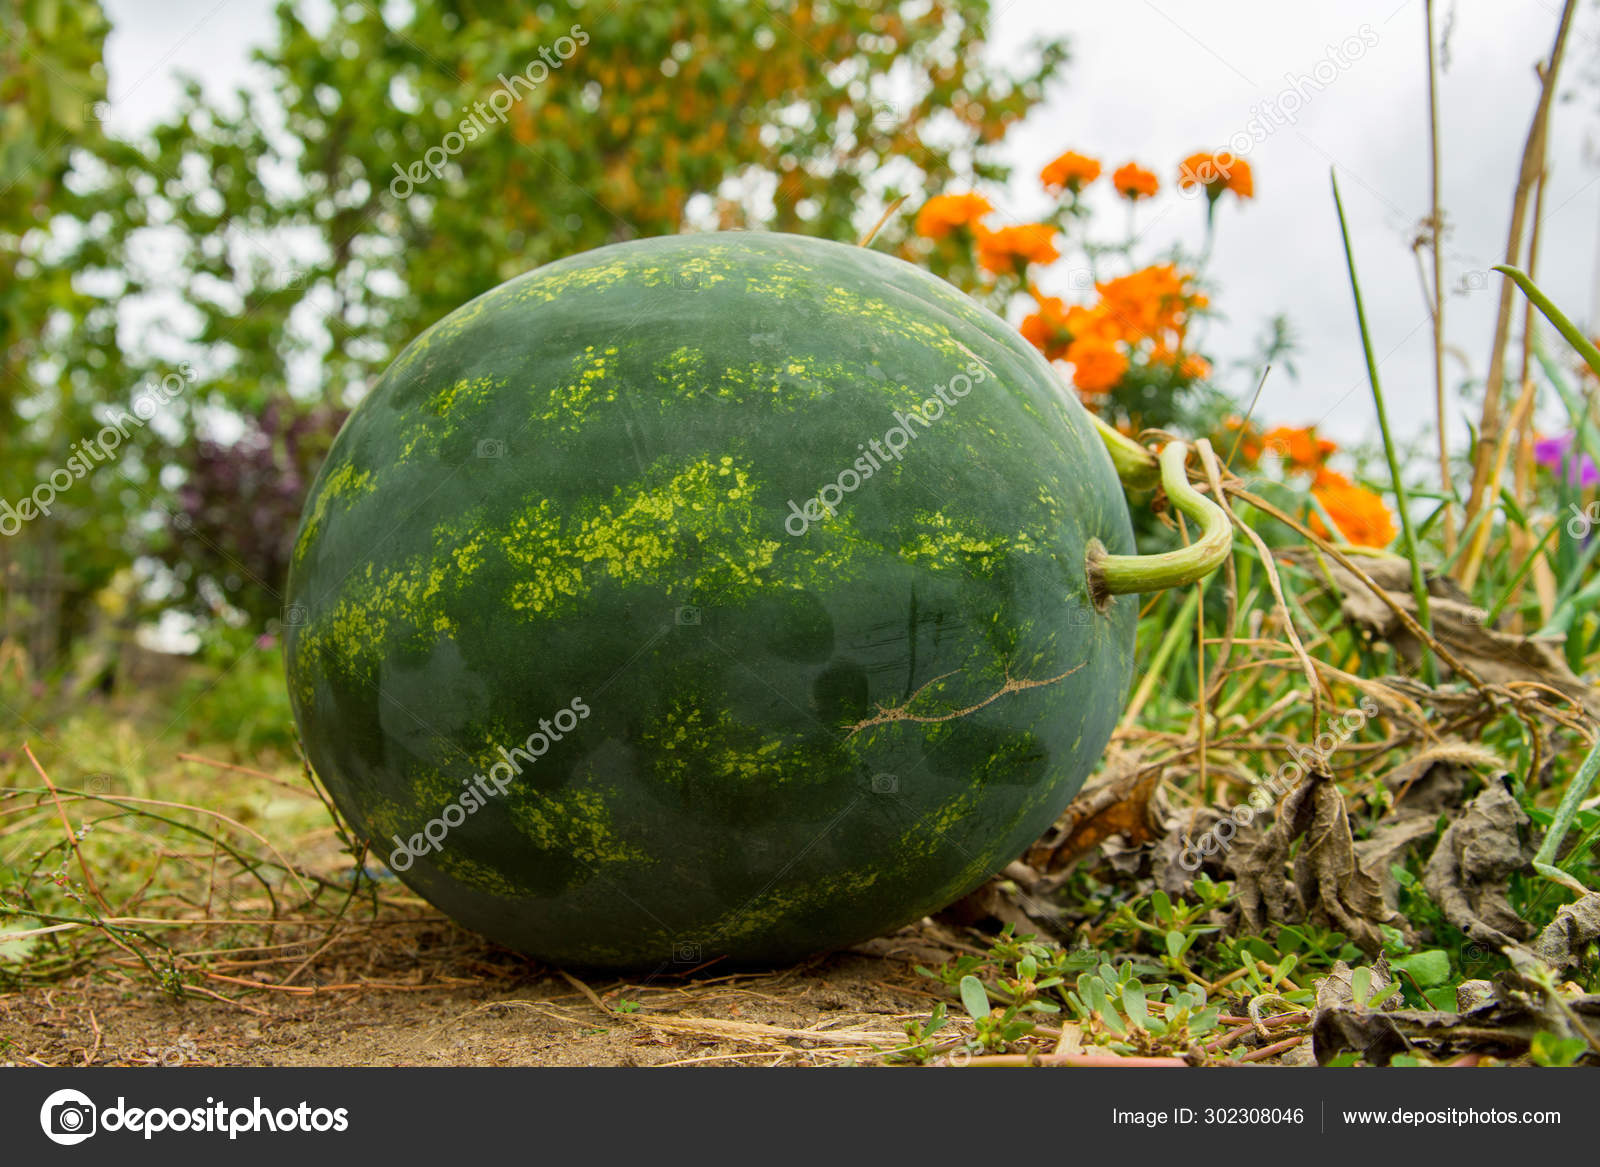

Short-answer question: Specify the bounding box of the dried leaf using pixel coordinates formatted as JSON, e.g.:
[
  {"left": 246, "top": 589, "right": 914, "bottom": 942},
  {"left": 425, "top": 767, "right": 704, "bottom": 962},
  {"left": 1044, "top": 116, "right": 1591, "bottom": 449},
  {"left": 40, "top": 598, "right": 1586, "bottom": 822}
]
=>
[
  {"left": 1311, "top": 986, "right": 1600, "bottom": 1066},
  {"left": 1289, "top": 550, "right": 1599, "bottom": 717},
  {"left": 1528, "top": 892, "right": 1600, "bottom": 972},
  {"left": 1314, "top": 957, "right": 1396, "bottom": 1011},
  {"left": 1227, "top": 776, "right": 1402, "bottom": 955},
  {"left": 1421, "top": 778, "right": 1533, "bottom": 949},
  {"left": 1355, "top": 745, "right": 1504, "bottom": 906},
  {"left": 1311, "top": 958, "right": 1412, "bottom": 1065},
  {"left": 1151, "top": 805, "right": 1230, "bottom": 898},
  {"left": 1027, "top": 748, "right": 1165, "bottom": 880}
]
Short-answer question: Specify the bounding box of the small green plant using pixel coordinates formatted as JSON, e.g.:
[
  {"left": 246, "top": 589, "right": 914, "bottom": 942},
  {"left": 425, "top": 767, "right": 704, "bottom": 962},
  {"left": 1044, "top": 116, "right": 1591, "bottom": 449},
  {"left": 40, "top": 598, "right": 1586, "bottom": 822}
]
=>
[
  {"left": 1063, "top": 959, "right": 1221, "bottom": 1055},
  {"left": 918, "top": 925, "right": 1223, "bottom": 1060},
  {"left": 1346, "top": 964, "right": 1402, "bottom": 1011},
  {"left": 887, "top": 1003, "right": 950, "bottom": 1065},
  {"left": 1103, "top": 880, "right": 1229, "bottom": 978},
  {"left": 1529, "top": 1031, "right": 1587, "bottom": 1067},
  {"left": 958, "top": 973, "right": 1051, "bottom": 1051}
]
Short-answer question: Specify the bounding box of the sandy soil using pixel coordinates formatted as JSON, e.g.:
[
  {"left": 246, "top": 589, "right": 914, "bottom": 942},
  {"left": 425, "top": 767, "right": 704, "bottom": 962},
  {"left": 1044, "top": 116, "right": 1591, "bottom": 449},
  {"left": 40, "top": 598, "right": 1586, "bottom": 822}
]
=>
[{"left": 1, "top": 920, "right": 969, "bottom": 1068}]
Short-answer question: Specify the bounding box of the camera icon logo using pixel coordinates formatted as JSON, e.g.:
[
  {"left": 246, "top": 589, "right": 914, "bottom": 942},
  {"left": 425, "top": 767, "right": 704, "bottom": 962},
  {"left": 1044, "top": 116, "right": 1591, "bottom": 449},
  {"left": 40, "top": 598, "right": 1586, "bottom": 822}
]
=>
[
  {"left": 869, "top": 102, "right": 899, "bottom": 132},
  {"left": 675, "top": 605, "right": 701, "bottom": 626},
  {"left": 40, "top": 1088, "right": 97, "bottom": 1145},
  {"left": 870, "top": 773, "right": 898, "bottom": 794},
  {"left": 476, "top": 438, "right": 506, "bottom": 458},
  {"left": 672, "top": 940, "right": 701, "bottom": 963},
  {"left": 282, "top": 602, "right": 308, "bottom": 628}
]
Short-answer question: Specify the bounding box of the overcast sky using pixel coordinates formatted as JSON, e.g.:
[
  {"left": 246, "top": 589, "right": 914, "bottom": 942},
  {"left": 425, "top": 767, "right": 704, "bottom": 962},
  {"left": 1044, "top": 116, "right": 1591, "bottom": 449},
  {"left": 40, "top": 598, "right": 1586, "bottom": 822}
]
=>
[{"left": 98, "top": 0, "right": 1600, "bottom": 447}]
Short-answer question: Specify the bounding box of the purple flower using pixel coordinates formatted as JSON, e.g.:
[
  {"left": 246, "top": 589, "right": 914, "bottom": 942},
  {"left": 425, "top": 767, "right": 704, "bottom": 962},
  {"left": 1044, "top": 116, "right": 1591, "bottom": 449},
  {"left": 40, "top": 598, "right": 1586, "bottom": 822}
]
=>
[{"left": 1534, "top": 433, "right": 1599, "bottom": 487}]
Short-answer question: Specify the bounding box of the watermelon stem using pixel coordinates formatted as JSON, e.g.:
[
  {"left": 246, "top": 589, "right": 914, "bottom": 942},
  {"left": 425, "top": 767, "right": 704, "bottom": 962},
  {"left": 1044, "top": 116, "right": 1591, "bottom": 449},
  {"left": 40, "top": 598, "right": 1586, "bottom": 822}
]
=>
[
  {"left": 1086, "top": 440, "right": 1232, "bottom": 604},
  {"left": 1088, "top": 413, "right": 1161, "bottom": 491}
]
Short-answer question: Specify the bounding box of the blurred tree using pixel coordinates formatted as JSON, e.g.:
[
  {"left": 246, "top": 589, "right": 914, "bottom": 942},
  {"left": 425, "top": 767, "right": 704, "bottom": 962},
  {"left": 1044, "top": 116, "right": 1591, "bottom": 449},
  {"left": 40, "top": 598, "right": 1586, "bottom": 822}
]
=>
[
  {"left": 77, "top": 0, "right": 1067, "bottom": 627},
  {"left": 0, "top": 0, "right": 144, "bottom": 669}
]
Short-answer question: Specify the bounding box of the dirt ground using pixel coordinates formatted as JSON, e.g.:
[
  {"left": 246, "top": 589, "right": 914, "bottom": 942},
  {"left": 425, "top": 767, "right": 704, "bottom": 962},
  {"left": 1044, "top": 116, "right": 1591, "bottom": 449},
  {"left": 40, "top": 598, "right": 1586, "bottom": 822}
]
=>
[{"left": 1, "top": 917, "right": 970, "bottom": 1068}]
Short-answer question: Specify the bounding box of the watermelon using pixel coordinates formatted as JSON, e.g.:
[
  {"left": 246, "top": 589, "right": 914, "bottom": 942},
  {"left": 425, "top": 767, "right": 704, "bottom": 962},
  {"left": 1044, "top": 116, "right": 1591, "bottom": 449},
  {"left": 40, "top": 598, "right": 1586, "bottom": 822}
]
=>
[{"left": 284, "top": 231, "right": 1147, "bottom": 969}]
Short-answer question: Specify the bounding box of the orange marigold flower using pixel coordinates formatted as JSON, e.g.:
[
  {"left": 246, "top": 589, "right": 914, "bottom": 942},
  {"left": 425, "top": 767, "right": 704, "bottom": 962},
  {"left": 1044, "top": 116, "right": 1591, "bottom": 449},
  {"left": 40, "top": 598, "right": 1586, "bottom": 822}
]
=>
[
  {"left": 1065, "top": 302, "right": 1123, "bottom": 346},
  {"left": 1112, "top": 162, "right": 1159, "bottom": 201},
  {"left": 1040, "top": 150, "right": 1102, "bottom": 195},
  {"left": 1178, "top": 152, "right": 1255, "bottom": 202},
  {"left": 976, "top": 223, "right": 1059, "bottom": 275},
  {"left": 1177, "top": 354, "right": 1211, "bottom": 380},
  {"left": 1310, "top": 470, "right": 1396, "bottom": 548},
  {"left": 1262, "top": 425, "right": 1337, "bottom": 472},
  {"left": 1225, "top": 159, "right": 1254, "bottom": 199},
  {"left": 914, "top": 192, "right": 993, "bottom": 240},
  {"left": 1096, "top": 264, "right": 1204, "bottom": 348},
  {"left": 1066, "top": 336, "right": 1127, "bottom": 395},
  {"left": 1021, "top": 293, "right": 1073, "bottom": 362}
]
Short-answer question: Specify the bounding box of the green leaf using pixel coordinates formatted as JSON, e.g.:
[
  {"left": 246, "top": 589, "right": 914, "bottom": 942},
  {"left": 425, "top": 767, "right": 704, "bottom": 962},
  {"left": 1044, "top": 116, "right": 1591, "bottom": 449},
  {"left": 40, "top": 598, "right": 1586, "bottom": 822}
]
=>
[
  {"left": 1422, "top": 985, "right": 1457, "bottom": 1011},
  {"left": 1122, "top": 980, "right": 1149, "bottom": 1030},
  {"left": 1366, "top": 981, "right": 1402, "bottom": 1010},
  {"left": 1390, "top": 950, "right": 1451, "bottom": 988},
  {"left": 958, "top": 975, "right": 990, "bottom": 1021}
]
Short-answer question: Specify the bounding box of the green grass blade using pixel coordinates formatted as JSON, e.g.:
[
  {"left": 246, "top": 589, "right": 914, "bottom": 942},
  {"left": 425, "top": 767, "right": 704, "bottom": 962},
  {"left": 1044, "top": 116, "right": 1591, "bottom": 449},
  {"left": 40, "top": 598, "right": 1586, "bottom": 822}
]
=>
[{"left": 1331, "top": 170, "right": 1436, "bottom": 683}]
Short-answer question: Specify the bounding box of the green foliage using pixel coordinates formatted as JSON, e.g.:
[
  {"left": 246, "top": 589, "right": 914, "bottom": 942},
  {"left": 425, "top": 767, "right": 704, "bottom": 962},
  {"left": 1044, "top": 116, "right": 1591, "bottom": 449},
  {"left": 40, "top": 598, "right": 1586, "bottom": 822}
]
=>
[
  {"left": 173, "top": 630, "right": 297, "bottom": 755},
  {"left": 1065, "top": 959, "right": 1221, "bottom": 1053},
  {"left": 919, "top": 923, "right": 1221, "bottom": 1059},
  {"left": 1, "top": 0, "right": 144, "bottom": 661},
  {"left": 1529, "top": 1031, "right": 1587, "bottom": 1067},
  {"left": 891, "top": 1002, "right": 950, "bottom": 1065},
  {"left": 1104, "top": 879, "right": 1228, "bottom": 975}
]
